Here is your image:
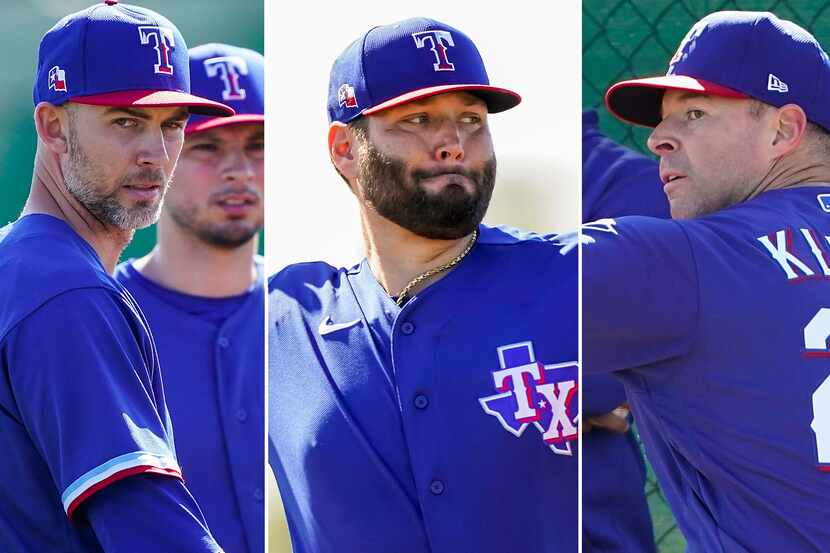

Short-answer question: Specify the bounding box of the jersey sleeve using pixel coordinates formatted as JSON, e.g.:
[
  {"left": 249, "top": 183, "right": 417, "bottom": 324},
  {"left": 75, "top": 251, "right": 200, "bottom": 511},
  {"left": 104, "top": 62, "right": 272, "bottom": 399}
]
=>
[
  {"left": 582, "top": 216, "right": 699, "bottom": 373},
  {"left": 4, "top": 287, "right": 182, "bottom": 519},
  {"left": 83, "top": 474, "right": 224, "bottom": 552}
]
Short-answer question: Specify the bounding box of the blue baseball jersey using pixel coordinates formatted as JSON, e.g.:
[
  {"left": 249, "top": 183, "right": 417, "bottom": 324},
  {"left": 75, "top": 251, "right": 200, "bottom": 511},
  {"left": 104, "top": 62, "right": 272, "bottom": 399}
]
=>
[
  {"left": 583, "top": 188, "right": 830, "bottom": 552},
  {"left": 115, "top": 259, "right": 265, "bottom": 553},
  {"left": 582, "top": 108, "right": 659, "bottom": 553},
  {"left": 0, "top": 214, "right": 221, "bottom": 551},
  {"left": 269, "top": 225, "right": 578, "bottom": 553},
  {"left": 582, "top": 109, "right": 669, "bottom": 222}
]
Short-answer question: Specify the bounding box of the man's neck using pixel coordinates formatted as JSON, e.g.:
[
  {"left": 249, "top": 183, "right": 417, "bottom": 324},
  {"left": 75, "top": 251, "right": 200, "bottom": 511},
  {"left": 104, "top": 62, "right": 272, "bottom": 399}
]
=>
[
  {"left": 134, "top": 219, "right": 258, "bottom": 298},
  {"left": 753, "top": 152, "right": 830, "bottom": 199},
  {"left": 24, "top": 148, "right": 132, "bottom": 273},
  {"left": 361, "top": 208, "right": 475, "bottom": 300}
]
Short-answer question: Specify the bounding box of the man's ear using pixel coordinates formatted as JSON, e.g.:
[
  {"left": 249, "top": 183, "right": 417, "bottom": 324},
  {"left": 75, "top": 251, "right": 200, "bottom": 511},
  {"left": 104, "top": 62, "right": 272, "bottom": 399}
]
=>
[
  {"left": 771, "top": 103, "right": 808, "bottom": 156},
  {"left": 328, "top": 122, "right": 359, "bottom": 182},
  {"left": 34, "top": 102, "right": 71, "bottom": 155}
]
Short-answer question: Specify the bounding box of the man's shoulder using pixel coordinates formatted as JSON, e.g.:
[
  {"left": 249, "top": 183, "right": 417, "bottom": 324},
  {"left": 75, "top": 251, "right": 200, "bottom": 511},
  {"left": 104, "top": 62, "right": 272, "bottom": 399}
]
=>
[
  {"left": 478, "top": 224, "right": 575, "bottom": 255},
  {"left": 0, "top": 216, "right": 120, "bottom": 339},
  {"left": 268, "top": 260, "right": 351, "bottom": 305}
]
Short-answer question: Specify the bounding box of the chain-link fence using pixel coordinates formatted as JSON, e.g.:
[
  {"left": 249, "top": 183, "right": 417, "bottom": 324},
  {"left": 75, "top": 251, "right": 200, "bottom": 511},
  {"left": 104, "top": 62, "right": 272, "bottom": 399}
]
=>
[{"left": 583, "top": 2, "right": 830, "bottom": 551}]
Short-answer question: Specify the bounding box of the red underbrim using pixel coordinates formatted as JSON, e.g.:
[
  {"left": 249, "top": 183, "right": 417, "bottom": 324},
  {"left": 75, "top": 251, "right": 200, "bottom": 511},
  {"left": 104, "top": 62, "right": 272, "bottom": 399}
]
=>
[
  {"left": 70, "top": 89, "right": 235, "bottom": 117},
  {"left": 362, "top": 84, "right": 521, "bottom": 116},
  {"left": 186, "top": 114, "right": 265, "bottom": 135},
  {"left": 605, "top": 75, "right": 748, "bottom": 127}
]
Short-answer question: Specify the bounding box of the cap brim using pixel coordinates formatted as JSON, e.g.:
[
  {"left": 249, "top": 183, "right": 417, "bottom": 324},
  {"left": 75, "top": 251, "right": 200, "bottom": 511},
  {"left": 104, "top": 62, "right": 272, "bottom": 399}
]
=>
[
  {"left": 362, "top": 84, "right": 521, "bottom": 116},
  {"left": 605, "top": 75, "right": 747, "bottom": 127},
  {"left": 186, "top": 114, "right": 265, "bottom": 135},
  {"left": 70, "top": 90, "right": 235, "bottom": 117}
]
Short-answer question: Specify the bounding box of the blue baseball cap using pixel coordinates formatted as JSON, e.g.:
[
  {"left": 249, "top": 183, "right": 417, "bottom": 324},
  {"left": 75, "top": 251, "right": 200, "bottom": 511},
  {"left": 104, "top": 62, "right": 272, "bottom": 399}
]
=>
[
  {"left": 606, "top": 11, "right": 830, "bottom": 131},
  {"left": 33, "top": 1, "right": 233, "bottom": 116},
  {"left": 186, "top": 44, "right": 265, "bottom": 134},
  {"left": 328, "top": 17, "right": 521, "bottom": 124}
]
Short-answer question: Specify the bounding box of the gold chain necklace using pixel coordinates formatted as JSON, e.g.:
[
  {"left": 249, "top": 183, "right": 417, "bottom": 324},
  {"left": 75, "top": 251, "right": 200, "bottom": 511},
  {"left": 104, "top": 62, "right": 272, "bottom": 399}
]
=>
[{"left": 395, "top": 229, "right": 478, "bottom": 306}]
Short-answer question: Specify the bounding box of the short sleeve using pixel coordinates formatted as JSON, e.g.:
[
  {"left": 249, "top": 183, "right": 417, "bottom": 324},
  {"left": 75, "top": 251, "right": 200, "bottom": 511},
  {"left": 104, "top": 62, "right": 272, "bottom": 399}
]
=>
[
  {"left": 582, "top": 216, "right": 699, "bottom": 373},
  {"left": 4, "top": 287, "right": 181, "bottom": 518}
]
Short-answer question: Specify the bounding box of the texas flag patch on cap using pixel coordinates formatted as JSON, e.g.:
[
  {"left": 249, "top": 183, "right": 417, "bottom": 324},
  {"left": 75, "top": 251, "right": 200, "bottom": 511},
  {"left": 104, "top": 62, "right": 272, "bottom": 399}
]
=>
[{"left": 48, "top": 66, "right": 67, "bottom": 92}]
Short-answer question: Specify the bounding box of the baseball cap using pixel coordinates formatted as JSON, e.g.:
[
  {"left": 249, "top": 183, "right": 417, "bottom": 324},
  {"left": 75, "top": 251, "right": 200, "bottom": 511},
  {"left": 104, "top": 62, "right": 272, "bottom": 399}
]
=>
[
  {"left": 605, "top": 11, "right": 830, "bottom": 131},
  {"left": 328, "top": 17, "right": 521, "bottom": 124},
  {"left": 33, "top": 1, "right": 233, "bottom": 117},
  {"left": 185, "top": 44, "right": 264, "bottom": 134}
]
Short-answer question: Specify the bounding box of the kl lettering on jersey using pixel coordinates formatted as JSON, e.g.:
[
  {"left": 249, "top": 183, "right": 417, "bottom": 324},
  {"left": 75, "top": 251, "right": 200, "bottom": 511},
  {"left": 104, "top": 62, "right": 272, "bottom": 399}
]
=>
[
  {"left": 757, "top": 227, "right": 830, "bottom": 280},
  {"left": 758, "top": 226, "right": 830, "bottom": 471},
  {"left": 479, "top": 341, "right": 578, "bottom": 456}
]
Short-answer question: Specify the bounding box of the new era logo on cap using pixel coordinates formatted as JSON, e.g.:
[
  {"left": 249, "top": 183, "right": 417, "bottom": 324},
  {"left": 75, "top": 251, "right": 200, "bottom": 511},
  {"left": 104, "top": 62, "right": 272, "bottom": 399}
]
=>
[
  {"left": 818, "top": 194, "right": 830, "bottom": 213},
  {"left": 48, "top": 66, "right": 67, "bottom": 92},
  {"left": 768, "top": 73, "right": 789, "bottom": 92}
]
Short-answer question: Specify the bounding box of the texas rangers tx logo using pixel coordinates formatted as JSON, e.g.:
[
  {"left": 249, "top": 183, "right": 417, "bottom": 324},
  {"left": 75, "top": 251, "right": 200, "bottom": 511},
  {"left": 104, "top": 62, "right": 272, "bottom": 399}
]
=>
[
  {"left": 338, "top": 84, "right": 358, "bottom": 109},
  {"left": 479, "top": 341, "right": 578, "bottom": 456},
  {"left": 412, "top": 30, "right": 456, "bottom": 71},
  {"left": 204, "top": 56, "right": 248, "bottom": 101},
  {"left": 48, "top": 66, "right": 67, "bottom": 92},
  {"left": 137, "top": 26, "right": 175, "bottom": 75}
]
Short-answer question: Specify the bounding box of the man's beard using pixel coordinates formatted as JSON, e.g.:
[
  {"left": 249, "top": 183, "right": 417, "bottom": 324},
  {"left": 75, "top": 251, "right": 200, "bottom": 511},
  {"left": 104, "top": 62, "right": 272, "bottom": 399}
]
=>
[
  {"left": 168, "top": 190, "right": 263, "bottom": 249},
  {"left": 356, "top": 139, "right": 496, "bottom": 240},
  {"left": 64, "top": 127, "right": 168, "bottom": 230}
]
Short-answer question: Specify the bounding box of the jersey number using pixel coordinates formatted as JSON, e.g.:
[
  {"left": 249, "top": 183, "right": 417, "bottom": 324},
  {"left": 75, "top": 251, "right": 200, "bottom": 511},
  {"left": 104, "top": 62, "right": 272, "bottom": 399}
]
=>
[{"left": 805, "top": 308, "right": 830, "bottom": 470}]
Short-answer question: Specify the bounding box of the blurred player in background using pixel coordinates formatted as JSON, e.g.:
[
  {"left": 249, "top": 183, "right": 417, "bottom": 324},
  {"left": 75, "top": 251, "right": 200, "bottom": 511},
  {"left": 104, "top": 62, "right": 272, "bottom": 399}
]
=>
[
  {"left": 270, "top": 17, "right": 577, "bottom": 553},
  {"left": 583, "top": 109, "right": 668, "bottom": 221},
  {"left": 582, "top": 108, "right": 659, "bottom": 553},
  {"left": 0, "top": 2, "right": 233, "bottom": 550},
  {"left": 584, "top": 11, "right": 830, "bottom": 551},
  {"left": 116, "top": 43, "right": 265, "bottom": 553}
]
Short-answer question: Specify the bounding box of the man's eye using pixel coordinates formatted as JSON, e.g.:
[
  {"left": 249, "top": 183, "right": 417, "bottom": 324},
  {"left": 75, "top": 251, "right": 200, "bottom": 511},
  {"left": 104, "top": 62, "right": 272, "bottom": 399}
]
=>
[
  {"left": 461, "top": 114, "right": 482, "bottom": 124},
  {"left": 113, "top": 118, "right": 137, "bottom": 128},
  {"left": 687, "top": 109, "right": 704, "bottom": 120},
  {"left": 190, "top": 143, "right": 219, "bottom": 152},
  {"left": 404, "top": 115, "right": 428, "bottom": 124},
  {"left": 164, "top": 121, "right": 186, "bottom": 131}
]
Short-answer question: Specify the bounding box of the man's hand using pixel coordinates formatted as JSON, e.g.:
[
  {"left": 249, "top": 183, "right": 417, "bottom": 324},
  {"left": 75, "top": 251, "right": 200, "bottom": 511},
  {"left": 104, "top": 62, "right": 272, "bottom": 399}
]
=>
[{"left": 583, "top": 404, "right": 630, "bottom": 434}]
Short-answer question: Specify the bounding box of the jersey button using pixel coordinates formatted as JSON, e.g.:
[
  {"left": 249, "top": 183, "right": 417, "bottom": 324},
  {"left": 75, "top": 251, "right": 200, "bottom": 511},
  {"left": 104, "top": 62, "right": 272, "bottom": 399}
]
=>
[
  {"left": 253, "top": 488, "right": 264, "bottom": 502},
  {"left": 218, "top": 336, "right": 230, "bottom": 348},
  {"left": 401, "top": 321, "right": 415, "bottom": 335},
  {"left": 236, "top": 408, "right": 248, "bottom": 422},
  {"left": 414, "top": 394, "right": 429, "bottom": 409},
  {"left": 429, "top": 480, "right": 445, "bottom": 495}
]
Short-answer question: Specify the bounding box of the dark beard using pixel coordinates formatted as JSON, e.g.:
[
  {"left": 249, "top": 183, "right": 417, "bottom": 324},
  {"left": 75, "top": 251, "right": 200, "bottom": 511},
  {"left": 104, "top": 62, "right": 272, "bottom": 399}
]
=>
[{"left": 357, "top": 140, "right": 496, "bottom": 240}]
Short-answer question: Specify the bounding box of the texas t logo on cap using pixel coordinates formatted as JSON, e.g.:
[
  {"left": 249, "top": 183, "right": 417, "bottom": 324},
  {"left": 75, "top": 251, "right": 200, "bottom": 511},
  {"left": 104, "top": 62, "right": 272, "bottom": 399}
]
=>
[
  {"left": 137, "top": 26, "right": 175, "bottom": 75},
  {"left": 412, "top": 30, "right": 455, "bottom": 71},
  {"left": 204, "top": 56, "right": 248, "bottom": 101},
  {"left": 185, "top": 43, "right": 264, "bottom": 134}
]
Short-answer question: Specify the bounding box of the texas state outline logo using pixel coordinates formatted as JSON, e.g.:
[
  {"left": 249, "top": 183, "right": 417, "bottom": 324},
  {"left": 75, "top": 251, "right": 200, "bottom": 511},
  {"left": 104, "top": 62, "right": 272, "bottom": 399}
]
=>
[{"left": 479, "top": 341, "right": 578, "bottom": 456}]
